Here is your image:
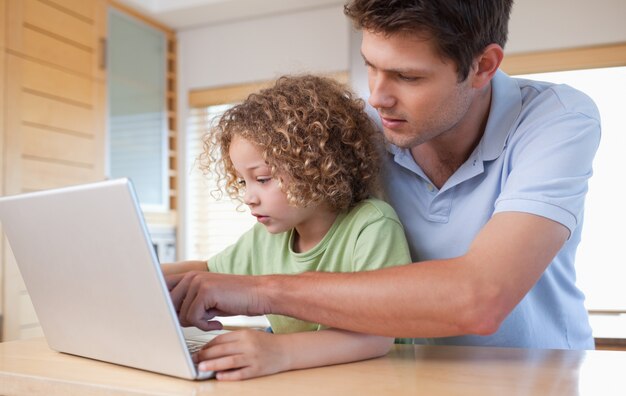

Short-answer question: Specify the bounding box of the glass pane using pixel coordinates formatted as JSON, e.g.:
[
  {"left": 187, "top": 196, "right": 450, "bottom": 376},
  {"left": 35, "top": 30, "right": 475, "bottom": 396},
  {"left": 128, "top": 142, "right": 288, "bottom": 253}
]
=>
[
  {"left": 515, "top": 67, "right": 626, "bottom": 310},
  {"left": 107, "top": 9, "right": 168, "bottom": 210}
]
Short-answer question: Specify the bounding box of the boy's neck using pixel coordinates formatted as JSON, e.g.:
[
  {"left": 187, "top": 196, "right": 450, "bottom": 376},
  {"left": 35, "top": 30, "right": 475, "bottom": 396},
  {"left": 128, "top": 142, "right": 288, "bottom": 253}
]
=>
[{"left": 293, "top": 207, "right": 339, "bottom": 253}]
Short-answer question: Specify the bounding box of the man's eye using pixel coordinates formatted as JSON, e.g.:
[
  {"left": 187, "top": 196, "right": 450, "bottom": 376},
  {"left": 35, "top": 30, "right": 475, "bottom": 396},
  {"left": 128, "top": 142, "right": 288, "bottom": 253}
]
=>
[{"left": 398, "top": 74, "right": 418, "bottom": 82}]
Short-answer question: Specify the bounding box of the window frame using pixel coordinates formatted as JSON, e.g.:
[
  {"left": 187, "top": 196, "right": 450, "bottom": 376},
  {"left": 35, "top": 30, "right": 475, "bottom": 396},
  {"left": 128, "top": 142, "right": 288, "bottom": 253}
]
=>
[
  {"left": 106, "top": 2, "right": 179, "bottom": 228},
  {"left": 500, "top": 42, "right": 626, "bottom": 75}
]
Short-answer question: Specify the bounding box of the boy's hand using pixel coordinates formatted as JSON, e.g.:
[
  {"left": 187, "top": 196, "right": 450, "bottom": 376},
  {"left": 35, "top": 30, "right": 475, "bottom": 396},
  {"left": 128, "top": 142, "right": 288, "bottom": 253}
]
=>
[{"left": 193, "top": 329, "right": 289, "bottom": 380}]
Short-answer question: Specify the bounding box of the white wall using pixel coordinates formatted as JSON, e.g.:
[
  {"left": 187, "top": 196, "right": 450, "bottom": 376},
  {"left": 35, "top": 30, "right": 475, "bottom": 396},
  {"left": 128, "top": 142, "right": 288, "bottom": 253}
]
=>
[
  {"left": 178, "top": 5, "right": 349, "bottom": 91},
  {"left": 177, "top": 0, "right": 626, "bottom": 109},
  {"left": 507, "top": 0, "right": 626, "bottom": 54}
]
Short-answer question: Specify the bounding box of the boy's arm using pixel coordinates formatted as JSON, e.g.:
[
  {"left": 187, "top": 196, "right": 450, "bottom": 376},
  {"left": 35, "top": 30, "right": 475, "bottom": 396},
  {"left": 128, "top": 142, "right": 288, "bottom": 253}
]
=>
[
  {"left": 195, "top": 328, "right": 393, "bottom": 380},
  {"left": 161, "top": 260, "right": 208, "bottom": 275},
  {"left": 283, "top": 329, "right": 393, "bottom": 371}
]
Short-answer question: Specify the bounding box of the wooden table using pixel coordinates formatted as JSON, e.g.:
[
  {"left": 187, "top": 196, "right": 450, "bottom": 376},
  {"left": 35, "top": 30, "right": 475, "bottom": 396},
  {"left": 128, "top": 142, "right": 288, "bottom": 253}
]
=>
[{"left": 1, "top": 337, "right": 625, "bottom": 395}]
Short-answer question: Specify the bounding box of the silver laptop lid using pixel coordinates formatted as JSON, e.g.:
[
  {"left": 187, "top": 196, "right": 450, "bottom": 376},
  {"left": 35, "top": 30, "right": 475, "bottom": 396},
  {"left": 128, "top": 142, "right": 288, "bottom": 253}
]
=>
[{"left": 0, "top": 178, "right": 211, "bottom": 379}]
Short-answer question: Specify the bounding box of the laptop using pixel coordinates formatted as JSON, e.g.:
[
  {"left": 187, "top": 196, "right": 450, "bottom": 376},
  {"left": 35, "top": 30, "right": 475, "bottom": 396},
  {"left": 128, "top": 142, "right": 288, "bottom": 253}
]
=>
[{"left": 0, "top": 178, "right": 223, "bottom": 380}]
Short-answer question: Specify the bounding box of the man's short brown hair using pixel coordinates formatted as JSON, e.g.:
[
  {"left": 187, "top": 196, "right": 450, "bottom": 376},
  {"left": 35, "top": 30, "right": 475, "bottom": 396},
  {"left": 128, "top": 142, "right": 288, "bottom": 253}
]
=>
[{"left": 344, "top": 0, "right": 514, "bottom": 81}]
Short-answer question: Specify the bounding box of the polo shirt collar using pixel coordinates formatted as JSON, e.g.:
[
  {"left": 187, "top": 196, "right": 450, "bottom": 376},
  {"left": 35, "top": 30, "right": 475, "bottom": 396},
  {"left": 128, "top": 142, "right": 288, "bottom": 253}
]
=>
[{"left": 478, "top": 70, "right": 522, "bottom": 161}]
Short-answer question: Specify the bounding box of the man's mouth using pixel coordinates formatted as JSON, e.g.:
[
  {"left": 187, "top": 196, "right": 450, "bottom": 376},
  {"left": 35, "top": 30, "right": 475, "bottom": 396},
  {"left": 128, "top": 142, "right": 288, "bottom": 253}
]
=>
[{"left": 379, "top": 114, "right": 407, "bottom": 129}]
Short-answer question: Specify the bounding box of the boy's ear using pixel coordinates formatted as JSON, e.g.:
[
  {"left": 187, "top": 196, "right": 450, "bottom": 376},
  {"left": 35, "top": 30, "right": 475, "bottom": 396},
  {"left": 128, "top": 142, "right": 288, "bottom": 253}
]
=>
[{"left": 471, "top": 43, "right": 504, "bottom": 89}]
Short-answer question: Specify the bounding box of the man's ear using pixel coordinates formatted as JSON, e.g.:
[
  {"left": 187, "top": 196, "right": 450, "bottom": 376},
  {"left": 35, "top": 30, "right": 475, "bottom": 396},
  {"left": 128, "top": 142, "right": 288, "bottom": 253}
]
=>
[{"left": 471, "top": 43, "right": 504, "bottom": 89}]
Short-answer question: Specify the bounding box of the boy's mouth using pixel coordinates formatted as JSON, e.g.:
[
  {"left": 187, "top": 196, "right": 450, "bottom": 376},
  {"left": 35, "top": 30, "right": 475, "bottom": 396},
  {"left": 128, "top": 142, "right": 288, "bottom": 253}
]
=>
[{"left": 253, "top": 213, "right": 270, "bottom": 223}]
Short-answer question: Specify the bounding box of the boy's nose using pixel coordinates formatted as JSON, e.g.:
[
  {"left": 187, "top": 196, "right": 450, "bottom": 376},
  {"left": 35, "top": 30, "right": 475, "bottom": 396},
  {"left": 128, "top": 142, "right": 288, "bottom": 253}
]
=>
[{"left": 243, "top": 189, "right": 259, "bottom": 206}]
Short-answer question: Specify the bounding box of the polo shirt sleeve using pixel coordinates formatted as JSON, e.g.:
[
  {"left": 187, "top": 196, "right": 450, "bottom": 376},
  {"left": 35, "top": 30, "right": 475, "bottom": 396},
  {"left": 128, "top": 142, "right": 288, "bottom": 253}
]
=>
[{"left": 494, "top": 86, "right": 601, "bottom": 236}]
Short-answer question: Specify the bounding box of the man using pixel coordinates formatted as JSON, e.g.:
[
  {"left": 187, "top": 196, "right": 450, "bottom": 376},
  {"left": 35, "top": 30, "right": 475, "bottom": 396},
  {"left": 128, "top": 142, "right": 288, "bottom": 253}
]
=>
[{"left": 168, "top": 0, "right": 600, "bottom": 349}]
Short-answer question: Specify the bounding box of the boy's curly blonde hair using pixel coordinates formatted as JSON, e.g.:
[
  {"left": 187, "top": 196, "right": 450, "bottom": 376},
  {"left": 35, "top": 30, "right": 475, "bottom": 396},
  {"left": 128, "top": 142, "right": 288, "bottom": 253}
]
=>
[{"left": 199, "top": 74, "right": 383, "bottom": 212}]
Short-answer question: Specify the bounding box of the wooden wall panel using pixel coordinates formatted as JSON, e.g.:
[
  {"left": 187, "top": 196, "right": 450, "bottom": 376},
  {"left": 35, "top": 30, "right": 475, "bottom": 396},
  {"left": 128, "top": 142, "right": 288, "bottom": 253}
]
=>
[
  {"left": 24, "top": 0, "right": 93, "bottom": 48},
  {"left": 0, "top": 0, "right": 6, "bottom": 335},
  {"left": 92, "top": 80, "right": 106, "bottom": 178},
  {"left": 47, "top": 0, "right": 96, "bottom": 21},
  {"left": 22, "top": 125, "right": 96, "bottom": 166},
  {"left": 3, "top": 54, "right": 23, "bottom": 204},
  {"left": 2, "top": 0, "right": 107, "bottom": 341},
  {"left": 21, "top": 58, "right": 93, "bottom": 105},
  {"left": 21, "top": 91, "right": 95, "bottom": 134},
  {"left": 0, "top": 0, "right": 6, "bottom": 49},
  {"left": 21, "top": 158, "right": 94, "bottom": 192},
  {"left": 20, "top": 27, "right": 93, "bottom": 75}
]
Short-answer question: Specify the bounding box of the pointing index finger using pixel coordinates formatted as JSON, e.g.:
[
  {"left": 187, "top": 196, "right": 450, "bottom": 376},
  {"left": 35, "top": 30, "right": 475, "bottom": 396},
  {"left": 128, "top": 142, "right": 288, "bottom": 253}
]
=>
[{"left": 167, "top": 273, "right": 192, "bottom": 312}]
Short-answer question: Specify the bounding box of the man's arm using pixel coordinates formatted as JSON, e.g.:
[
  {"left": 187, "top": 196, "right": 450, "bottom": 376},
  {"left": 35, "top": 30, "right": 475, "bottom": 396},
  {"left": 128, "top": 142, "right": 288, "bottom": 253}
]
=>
[
  {"left": 169, "top": 211, "right": 568, "bottom": 337},
  {"left": 161, "top": 260, "right": 207, "bottom": 275}
]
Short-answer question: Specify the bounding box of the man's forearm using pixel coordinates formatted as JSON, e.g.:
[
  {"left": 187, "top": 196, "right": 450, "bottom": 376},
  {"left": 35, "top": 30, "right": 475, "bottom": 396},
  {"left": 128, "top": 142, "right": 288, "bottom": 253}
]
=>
[
  {"left": 172, "top": 212, "right": 566, "bottom": 338},
  {"left": 162, "top": 260, "right": 207, "bottom": 275},
  {"left": 262, "top": 261, "right": 487, "bottom": 338},
  {"left": 260, "top": 212, "right": 567, "bottom": 338}
]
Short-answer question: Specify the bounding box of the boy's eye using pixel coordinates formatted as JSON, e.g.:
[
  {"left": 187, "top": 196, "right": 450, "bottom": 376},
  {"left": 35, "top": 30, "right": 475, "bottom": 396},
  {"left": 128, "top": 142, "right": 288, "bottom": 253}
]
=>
[
  {"left": 237, "top": 179, "right": 246, "bottom": 186},
  {"left": 257, "top": 177, "right": 271, "bottom": 184}
]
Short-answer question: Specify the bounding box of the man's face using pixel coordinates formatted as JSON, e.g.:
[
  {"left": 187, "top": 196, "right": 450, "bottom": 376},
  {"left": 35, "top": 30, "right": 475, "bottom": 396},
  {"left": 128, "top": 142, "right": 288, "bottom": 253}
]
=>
[{"left": 361, "top": 30, "right": 475, "bottom": 149}]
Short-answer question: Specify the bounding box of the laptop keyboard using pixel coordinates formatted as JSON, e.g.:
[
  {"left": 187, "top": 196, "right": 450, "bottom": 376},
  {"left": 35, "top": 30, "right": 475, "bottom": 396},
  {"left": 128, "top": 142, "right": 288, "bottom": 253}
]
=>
[
  {"left": 184, "top": 329, "right": 224, "bottom": 355},
  {"left": 186, "top": 340, "right": 206, "bottom": 354}
]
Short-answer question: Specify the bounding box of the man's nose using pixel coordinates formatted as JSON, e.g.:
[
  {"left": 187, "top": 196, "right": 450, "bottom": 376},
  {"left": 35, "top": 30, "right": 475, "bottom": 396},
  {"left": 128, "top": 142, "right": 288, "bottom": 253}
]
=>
[{"left": 368, "top": 75, "right": 395, "bottom": 109}]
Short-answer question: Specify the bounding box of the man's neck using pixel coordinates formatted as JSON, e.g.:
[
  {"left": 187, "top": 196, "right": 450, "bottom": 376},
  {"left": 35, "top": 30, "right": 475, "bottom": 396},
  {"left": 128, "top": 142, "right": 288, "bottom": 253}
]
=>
[{"left": 411, "top": 84, "right": 492, "bottom": 189}]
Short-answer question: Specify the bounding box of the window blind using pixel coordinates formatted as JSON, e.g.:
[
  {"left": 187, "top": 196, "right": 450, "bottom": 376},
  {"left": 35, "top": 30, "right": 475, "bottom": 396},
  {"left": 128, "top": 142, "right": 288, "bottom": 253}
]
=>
[{"left": 185, "top": 105, "right": 256, "bottom": 261}]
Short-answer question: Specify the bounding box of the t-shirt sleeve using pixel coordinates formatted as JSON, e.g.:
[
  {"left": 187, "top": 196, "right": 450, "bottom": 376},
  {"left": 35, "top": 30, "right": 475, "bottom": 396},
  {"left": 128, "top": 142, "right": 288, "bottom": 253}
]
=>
[
  {"left": 495, "top": 88, "right": 601, "bottom": 236},
  {"left": 351, "top": 215, "right": 412, "bottom": 272}
]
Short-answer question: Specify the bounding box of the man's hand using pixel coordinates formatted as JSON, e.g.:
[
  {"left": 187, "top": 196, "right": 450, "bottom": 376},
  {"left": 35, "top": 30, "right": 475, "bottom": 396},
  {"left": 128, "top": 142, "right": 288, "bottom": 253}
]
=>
[{"left": 165, "top": 271, "right": 269, "bottom": 331}]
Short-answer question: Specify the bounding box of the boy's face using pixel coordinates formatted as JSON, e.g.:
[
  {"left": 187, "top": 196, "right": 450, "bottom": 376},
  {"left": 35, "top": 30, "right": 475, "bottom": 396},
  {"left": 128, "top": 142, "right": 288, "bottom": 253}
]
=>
[
  {"left": 361, "top": 29, "right": 476, "bottom": 149},
  {"left": 228, "top": 135, "right": 318, "bottom": 235}
]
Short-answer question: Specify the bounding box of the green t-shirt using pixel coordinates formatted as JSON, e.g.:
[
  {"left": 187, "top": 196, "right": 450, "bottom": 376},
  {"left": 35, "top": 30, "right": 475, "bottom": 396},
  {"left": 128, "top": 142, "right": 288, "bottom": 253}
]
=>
[{"left": 207, "top": 198, "right": 411, "bottom": 334}]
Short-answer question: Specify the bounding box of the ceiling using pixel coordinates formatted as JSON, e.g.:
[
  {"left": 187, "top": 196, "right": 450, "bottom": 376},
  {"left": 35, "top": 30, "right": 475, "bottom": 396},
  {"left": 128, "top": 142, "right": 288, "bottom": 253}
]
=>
[{"left": 115, "top": 0, "right": 346, "bottom": 30}]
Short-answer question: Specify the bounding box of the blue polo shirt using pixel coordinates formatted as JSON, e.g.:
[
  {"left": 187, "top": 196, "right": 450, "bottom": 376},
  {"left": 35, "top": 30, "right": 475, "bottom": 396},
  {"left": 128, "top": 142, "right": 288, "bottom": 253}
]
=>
[{"left": 383, "top": 70, "right": 600, "bottom": 349}]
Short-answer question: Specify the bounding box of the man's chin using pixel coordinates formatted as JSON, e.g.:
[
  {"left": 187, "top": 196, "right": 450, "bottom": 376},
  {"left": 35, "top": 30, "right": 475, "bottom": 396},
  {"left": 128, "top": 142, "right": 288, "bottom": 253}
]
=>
[{"left": 382, "top": 130, "right": 422, "bottom": 149}]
